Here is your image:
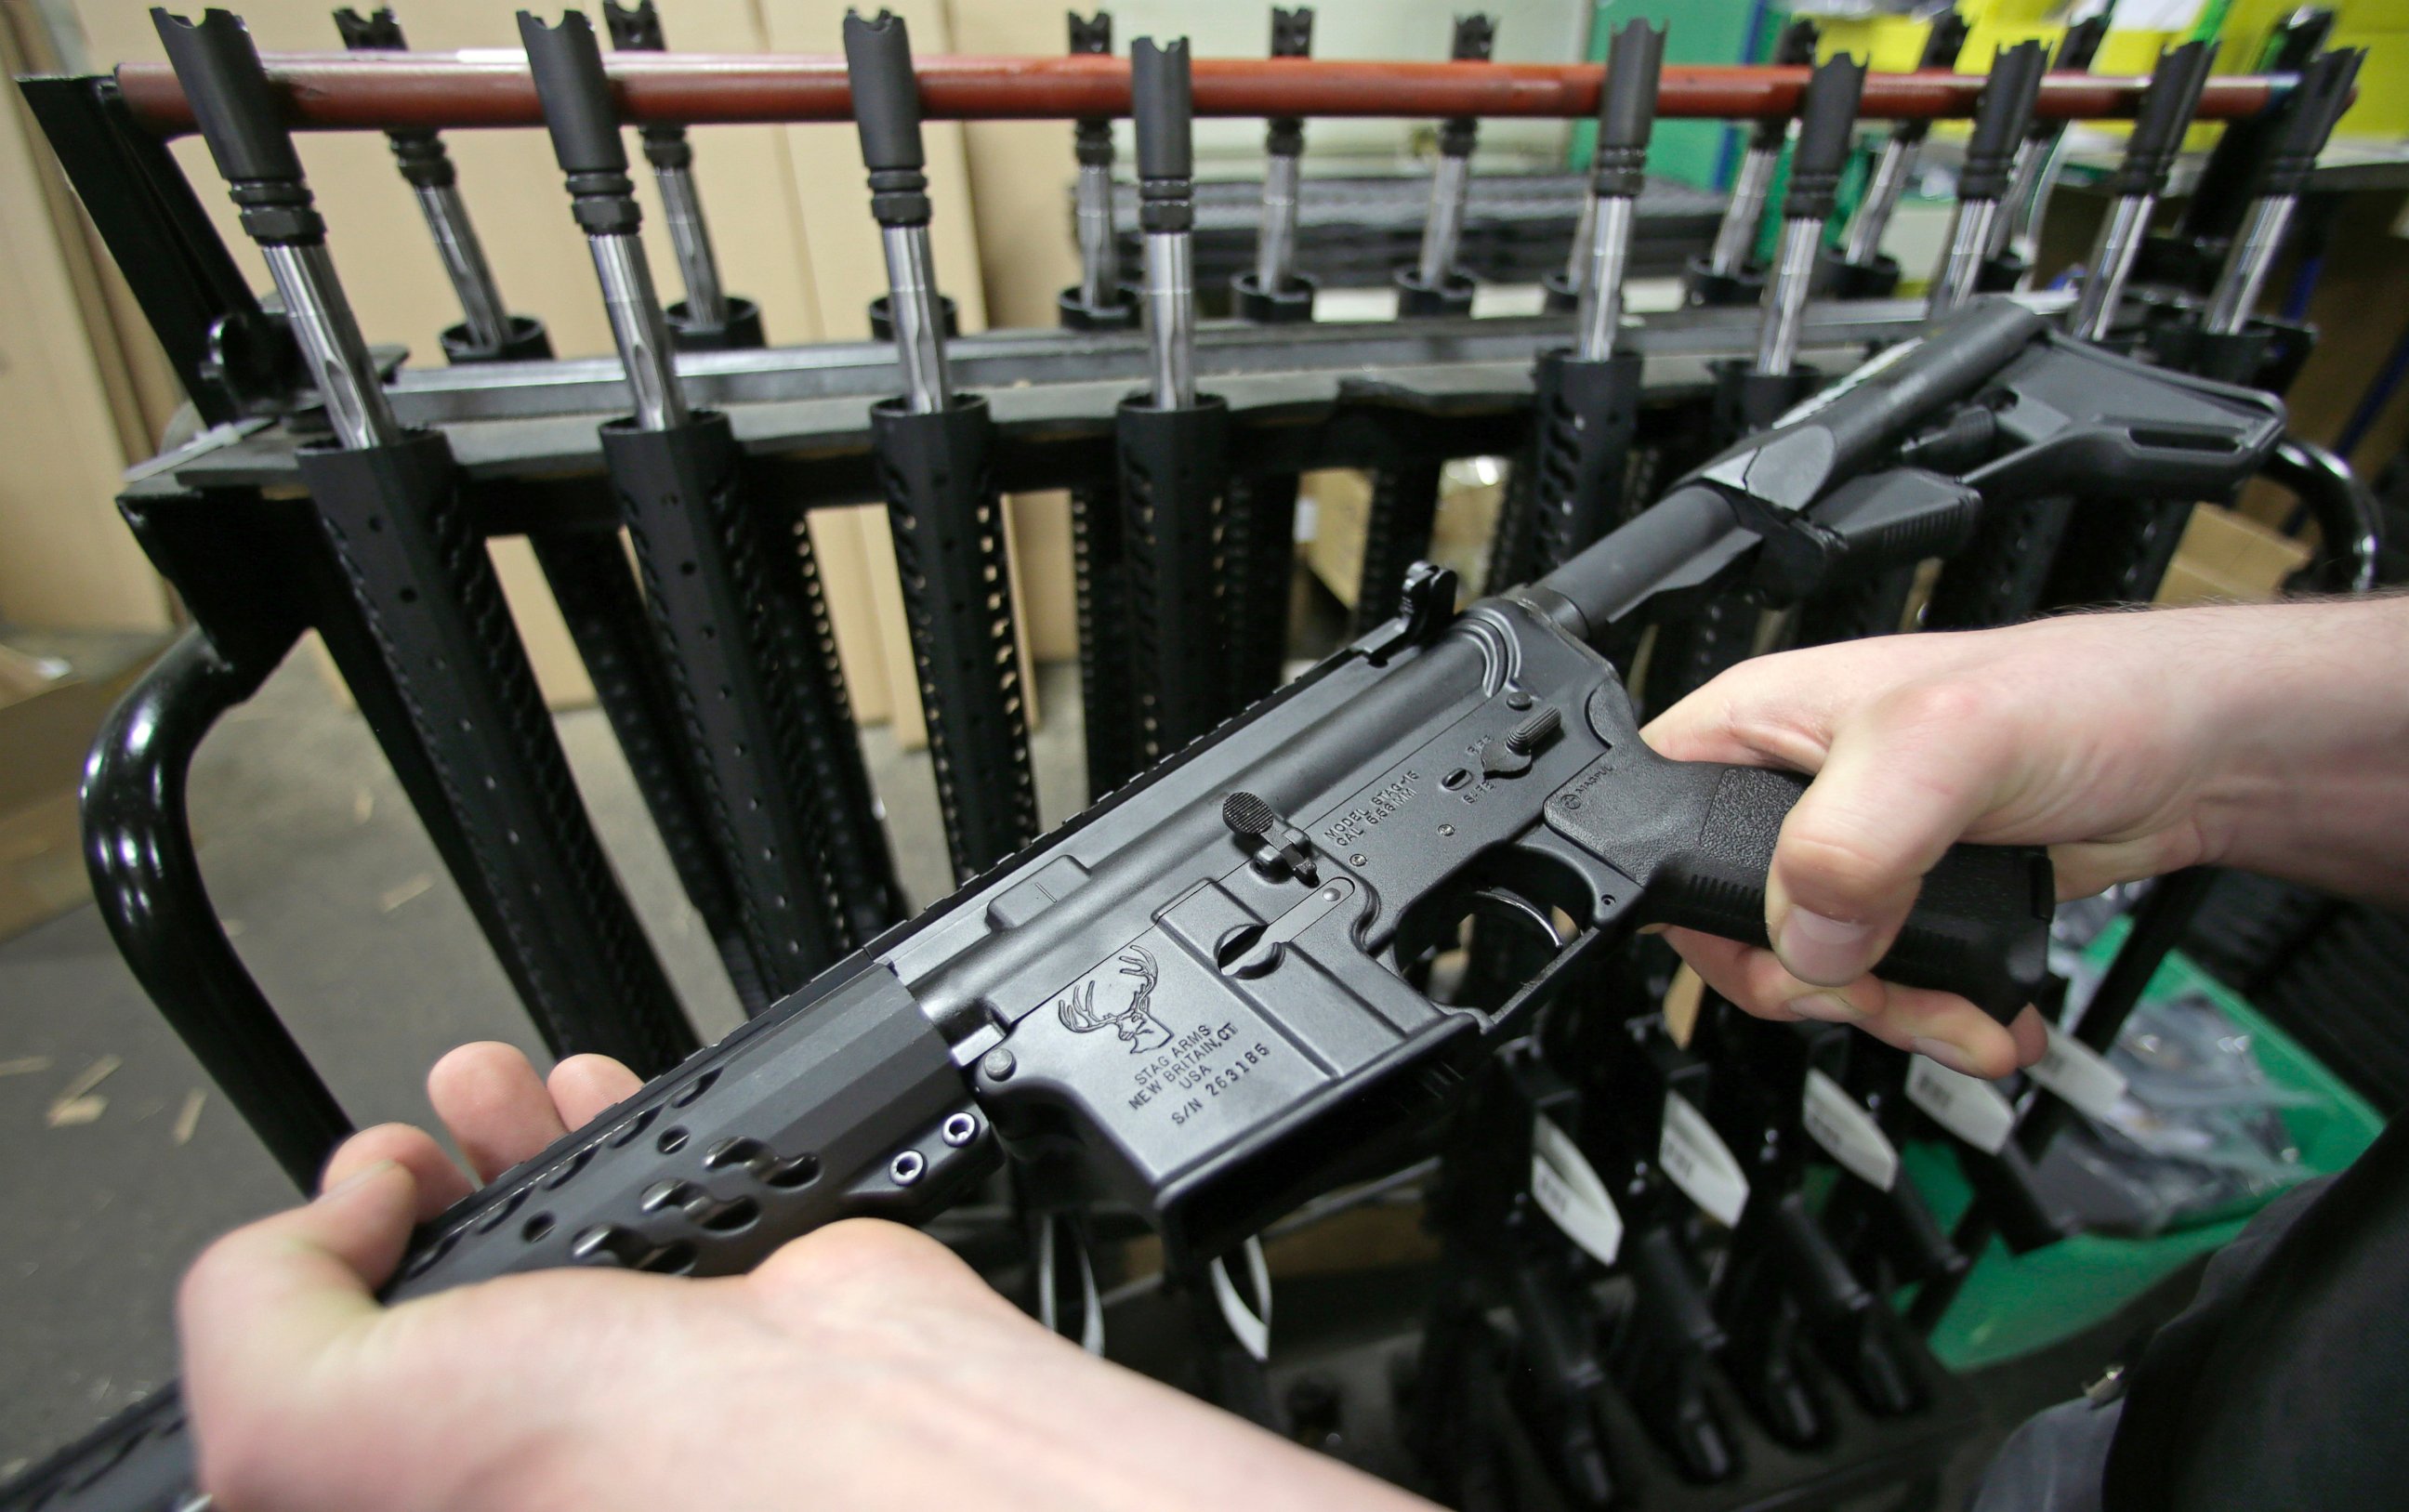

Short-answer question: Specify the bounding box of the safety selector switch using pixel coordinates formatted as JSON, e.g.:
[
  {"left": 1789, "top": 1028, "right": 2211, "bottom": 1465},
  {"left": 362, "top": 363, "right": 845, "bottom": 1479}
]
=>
[
  {"left": 1224, "top": 791, "right": 1319, "bottom": 884},
  {"left": 1481, "top": 705, "right": 1563, "bottom": 779}
]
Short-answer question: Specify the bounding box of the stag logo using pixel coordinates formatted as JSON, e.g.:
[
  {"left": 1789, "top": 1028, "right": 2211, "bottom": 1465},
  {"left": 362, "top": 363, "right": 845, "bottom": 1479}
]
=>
[{"left": 1056, "top": 948, "right": 1173, "bottom": 1056}]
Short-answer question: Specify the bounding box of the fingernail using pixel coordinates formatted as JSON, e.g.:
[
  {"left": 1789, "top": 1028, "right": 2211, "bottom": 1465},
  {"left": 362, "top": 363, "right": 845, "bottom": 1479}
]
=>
[
  {"left": 1911, "top": 1037, "right": 1987, "bottom": 1078},
  {"left": 1776, "top": 907, "right": 1874, "bottom": 985},
  {"left": 1784, "top": 992, "right": 1864, "bottom": 1025},
  {"left": 320, "top": 1160, "right": 398, "bottom": 1203}
]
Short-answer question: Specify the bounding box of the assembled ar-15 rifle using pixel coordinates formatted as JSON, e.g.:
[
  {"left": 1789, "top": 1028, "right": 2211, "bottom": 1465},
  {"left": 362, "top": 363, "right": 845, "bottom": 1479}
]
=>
[{"left": 4, "top": 294, "right": 2285, "bottom": 1512}]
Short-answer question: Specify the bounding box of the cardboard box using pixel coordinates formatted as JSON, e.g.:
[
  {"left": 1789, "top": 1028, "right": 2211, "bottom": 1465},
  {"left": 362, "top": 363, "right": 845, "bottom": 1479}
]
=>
[
  {"left": 0, "top": 636, "right": 166, "bottom": 940},
  {"left": 1302, "top": 461, "right": 1507, "bottom": 611},
  {"left": 2155, "top": 503, "right": 2314, "bottom": 607}
]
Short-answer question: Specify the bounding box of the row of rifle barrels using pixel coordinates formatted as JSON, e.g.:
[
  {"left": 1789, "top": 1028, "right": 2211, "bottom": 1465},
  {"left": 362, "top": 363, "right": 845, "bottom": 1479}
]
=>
[{"left": 115, "top": 53, "right": 2293, "bottom": 136}]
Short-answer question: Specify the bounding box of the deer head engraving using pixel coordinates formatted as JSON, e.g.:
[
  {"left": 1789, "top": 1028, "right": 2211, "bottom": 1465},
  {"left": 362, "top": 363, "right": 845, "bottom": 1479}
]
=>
[{"left": 1056, "top": 948, "right": 1172, "bottom": 1054}]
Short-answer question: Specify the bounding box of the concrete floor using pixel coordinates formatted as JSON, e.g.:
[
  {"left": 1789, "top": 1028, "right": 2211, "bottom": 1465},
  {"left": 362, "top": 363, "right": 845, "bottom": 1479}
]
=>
[{"left": 0, "top": 649, "right": 1090, "bottom": 1474}]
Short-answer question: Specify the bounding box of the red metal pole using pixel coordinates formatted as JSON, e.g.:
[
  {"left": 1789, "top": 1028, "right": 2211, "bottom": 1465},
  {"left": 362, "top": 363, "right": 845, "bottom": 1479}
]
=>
[{"left": 112, "top": 52, "right": 2284, "bottom": 137}]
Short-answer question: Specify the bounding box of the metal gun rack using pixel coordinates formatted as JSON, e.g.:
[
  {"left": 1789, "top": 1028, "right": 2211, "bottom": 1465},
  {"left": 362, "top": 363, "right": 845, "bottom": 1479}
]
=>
[{"left": 14, "top": 30, "right": 2382, "bottom": 1510}]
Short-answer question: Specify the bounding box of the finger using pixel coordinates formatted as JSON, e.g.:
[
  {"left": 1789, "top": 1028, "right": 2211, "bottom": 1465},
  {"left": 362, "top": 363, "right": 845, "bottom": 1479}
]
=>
[
  {"left": 321, "top": 1123, "right": 473, "bottom": 1220},
  {"left": 547, "top": 1054, "right": 644, "bottom": 1132},
  {"left": 1665, "top": 927, "right": 2028, "bottom": 1079},
  {"left": 2050, "top": 835, "right": 2204, "bottom": 901},
  {"left": 2009, "top": 1006, "right": 2048, "bottom": 1068},
  {"left": 428, "top": 1043, "right": 570, "bottom": 1183},
  {"left": 1766, "top": 682, "right": 2012, "bottom": 987},
  {"left": 1639, "top": 640, "right": 1904, "bottom": 769},
  {"left": 751, "top": 1218, "right": 1013, "bottom": 1326},
  {"left": 181, "top": 1162, "right": 416, "bottom": 1496},
  {"left": 1667, "top": 928, "right": 1889, "bottom": 1028}
]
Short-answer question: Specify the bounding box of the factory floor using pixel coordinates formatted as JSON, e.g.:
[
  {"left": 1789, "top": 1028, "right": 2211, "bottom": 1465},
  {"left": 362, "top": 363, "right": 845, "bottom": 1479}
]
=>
[{"left": 0, "top": 647, "right": 1090, "bottom": 1473}]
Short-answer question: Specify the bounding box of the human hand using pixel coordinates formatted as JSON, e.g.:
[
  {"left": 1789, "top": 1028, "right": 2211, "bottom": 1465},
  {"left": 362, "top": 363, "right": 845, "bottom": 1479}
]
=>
[
  {"left": 1641, "top": 609, "right": 2278, "bottom": 1078},
  {"left": 181, "top": 1044, "right": 1433, "bottom": 1512}
]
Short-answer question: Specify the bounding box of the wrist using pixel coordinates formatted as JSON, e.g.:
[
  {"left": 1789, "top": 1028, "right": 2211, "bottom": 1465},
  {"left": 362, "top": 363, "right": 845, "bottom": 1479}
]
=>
[{"left": 2173, "top": 598, "right": 2409, "bottom": 900}]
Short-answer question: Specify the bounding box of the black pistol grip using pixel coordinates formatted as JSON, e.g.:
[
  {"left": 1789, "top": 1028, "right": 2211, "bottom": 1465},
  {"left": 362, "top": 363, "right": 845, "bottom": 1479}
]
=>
[
  {"left": 1652, "top": 766, "right": 2050, "bottom": 1024},
  {"left": 1547, "top": 747, "right": 2050, "bottom": 1024}
]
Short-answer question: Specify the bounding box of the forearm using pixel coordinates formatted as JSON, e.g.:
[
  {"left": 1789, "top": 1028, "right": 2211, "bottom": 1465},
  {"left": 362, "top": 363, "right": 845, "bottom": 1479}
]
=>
[{"left": 2188, "top": 596, "right": 2409, "bottom": 909}]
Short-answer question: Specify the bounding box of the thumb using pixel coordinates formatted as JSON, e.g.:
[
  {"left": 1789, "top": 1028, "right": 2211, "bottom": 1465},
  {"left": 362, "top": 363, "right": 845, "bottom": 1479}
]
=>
[
  {"left": 1769, "top": 684, "right": 2008, "bottom": 986},
  {"left": 180, "top": 1162, "right": 418, "bottom": 1497}
]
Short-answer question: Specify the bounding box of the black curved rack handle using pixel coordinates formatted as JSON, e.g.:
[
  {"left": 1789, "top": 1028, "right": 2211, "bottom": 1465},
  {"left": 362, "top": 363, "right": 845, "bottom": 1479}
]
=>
[{"left": 82, "top": 626, "right": 350, "bottom": 1191}]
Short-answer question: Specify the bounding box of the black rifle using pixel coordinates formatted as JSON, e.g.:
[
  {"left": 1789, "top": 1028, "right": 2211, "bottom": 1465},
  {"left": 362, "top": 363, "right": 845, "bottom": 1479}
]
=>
[
  {"left": 1352, "top": 14, "right": 1496, "bottom": 639},
  {"left": 1057, "top": 10, "right": 1143, "bottom": 804},
  {"left": 1415, "top": 1045, "right": 1624, "bottom": 1506},
  {"left": 1569, "top": 995, "right": 1744, "bottom": 1482},
  {"left": 138, "top": 9, "right": 699, "bottom": 1110},
  {"left": 1684, "top": 17, "right": 1819, "bottom": 309},
  {"left": 332, "top": 7, "right": 550, "bottom": 362},
  {"left": 1116, "top": 37, "right": 1232, "bottom": 762},
  {"left": 1926, "top": 41, "right": 2049, "bottom": 320},
  {"left": 1797, "top": 40, "right": 2043, "bottom": 655},
  {"left": 1697, "top": 1000, "right": 1928, "bottom": 1423},
  {"left": 334, "top": 8, "right": 772, "bottom": 1015},
  {"left": 520, "top": 12, "right": 902, "bottom": 993},
  {"left": 1824, "top": 9, "right": 1968, "bottom": 299},
  {"left": 599, "top": 0, "right": 763, "bottom": 348},
  {"left": 1985, "top": 14, "right": 2109, "bottom": 287},
  {"left": 848, "top": 11, "right": 1040, "bottom": 882},
  {"left": 1222, "top": 7, "right": 1319, "bottom": 716},
  {"left": 1649, "top": 52, "right": 1866, "bottom": 711},
  {"left": 1394, "top": 12, "right": 1495, "bottom": 319},
  {"left": 1490, "top": 20, "right": 1663, "bottom": 593},
  {"left": 8, "top": 297, "right": 2290, "bottom": 1511}
]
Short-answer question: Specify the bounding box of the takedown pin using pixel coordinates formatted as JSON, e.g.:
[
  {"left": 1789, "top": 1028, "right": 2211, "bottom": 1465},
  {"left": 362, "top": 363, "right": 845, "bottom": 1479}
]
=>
[{"left": 1223, "top": 791, "right": 1319, "bottom": 884}]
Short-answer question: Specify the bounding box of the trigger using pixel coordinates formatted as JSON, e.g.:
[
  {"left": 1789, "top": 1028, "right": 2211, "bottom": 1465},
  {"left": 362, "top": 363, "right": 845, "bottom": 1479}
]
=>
[{"left": 1468, "top": 887, "right": 1561, "bottom": 949}]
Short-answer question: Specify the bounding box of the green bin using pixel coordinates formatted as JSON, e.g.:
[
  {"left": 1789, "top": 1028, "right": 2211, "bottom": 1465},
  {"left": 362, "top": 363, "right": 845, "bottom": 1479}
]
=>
[{"left": 1917, "top": 920, "right": 2384, "bottom": 1373}]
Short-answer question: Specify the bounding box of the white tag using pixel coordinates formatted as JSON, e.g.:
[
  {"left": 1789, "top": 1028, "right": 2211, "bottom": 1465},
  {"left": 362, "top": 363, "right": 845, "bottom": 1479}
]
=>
[
  {"left": 1208, "top": 1236, "right": 1273, "bottom": 1363},
  {"left": 1906, "top": 1056, "right": 2017, "bottom": 1154},
  {"left": 2026, "top": 1020, "right": 2129, "bottom": 1122},
  {"left": 453, "top": 48, "right": 529, "bottom": 65},
  {"left": 1659, "top": 1092, "right": 1750, "bottom": 1227},
  {"left": 1801, "top": 1069, "right": 1901, "bottom": 1191},
  {"left": 1531, "top": 1113, "right": 1625, "bottom": 1266},
  {"left": 1034, "top": 1216, "right": 1106, "bottom": 1356}
]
